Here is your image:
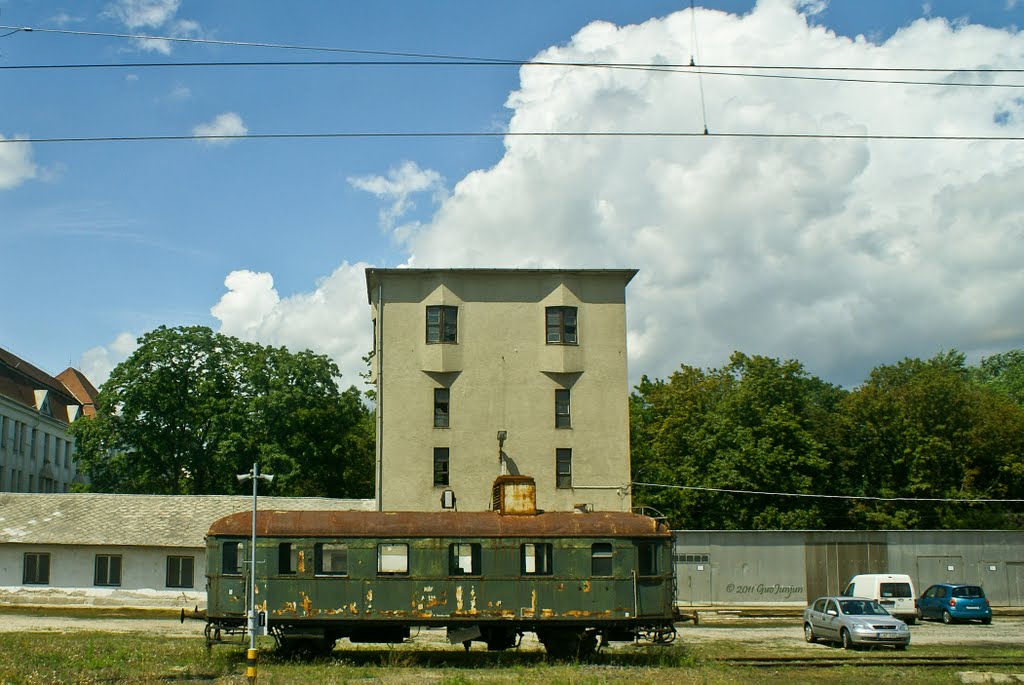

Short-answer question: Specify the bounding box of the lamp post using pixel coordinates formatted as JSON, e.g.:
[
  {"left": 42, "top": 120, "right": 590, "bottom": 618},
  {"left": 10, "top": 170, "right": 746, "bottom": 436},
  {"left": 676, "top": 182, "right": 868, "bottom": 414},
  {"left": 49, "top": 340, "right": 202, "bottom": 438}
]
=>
[{"left": 237, "top": 462, "right": 273, "bottom": 682}]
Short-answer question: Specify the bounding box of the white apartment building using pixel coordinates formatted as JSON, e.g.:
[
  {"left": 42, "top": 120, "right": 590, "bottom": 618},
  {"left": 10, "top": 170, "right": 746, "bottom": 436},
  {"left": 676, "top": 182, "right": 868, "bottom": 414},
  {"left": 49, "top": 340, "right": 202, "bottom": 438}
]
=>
[
  {"left": 365, "top": 268, "right": 637, "bottom": 513},
  {"left": 0, "top": 348, "right": 94, "bottom": 493}
]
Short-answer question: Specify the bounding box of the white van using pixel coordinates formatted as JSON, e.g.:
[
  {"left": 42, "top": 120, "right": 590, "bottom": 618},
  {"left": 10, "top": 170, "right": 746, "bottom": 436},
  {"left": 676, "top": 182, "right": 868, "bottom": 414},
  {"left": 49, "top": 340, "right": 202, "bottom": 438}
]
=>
[{"left": 843, "top": 574, "right": 918, "bottom": 624}]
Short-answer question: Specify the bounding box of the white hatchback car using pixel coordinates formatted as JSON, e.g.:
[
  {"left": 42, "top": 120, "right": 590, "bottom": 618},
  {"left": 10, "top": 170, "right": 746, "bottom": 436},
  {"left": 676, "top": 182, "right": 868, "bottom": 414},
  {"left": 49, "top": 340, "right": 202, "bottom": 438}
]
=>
[{"left": 804, "top": 596, "right": 911, "bottom": 650}]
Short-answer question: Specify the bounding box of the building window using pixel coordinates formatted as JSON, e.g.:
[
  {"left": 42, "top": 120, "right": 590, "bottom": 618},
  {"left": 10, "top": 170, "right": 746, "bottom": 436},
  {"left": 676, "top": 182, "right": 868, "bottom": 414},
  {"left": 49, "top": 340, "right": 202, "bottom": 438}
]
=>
[
  {"left": 638, "top": 543, "right": 659, "bottom": 576},
  {"left": 433, "top": 447, "right": 450, "bottom": 487},
  {"left": 94, "top": 554, "right": 122, "bottom": 587},
  {"left": 521, "top": 543, "right": 553, "bottom": 576},
  {"left": 278, "top": 542, "right": 297, "bottom": 575},
  {"left": 23, "top": 552, "right": 50, "bottom": 585},
  {"left": 555, "top": 389, "right": 571, "bottom": 428},
  {"left": 315, "top": 543, "right": 348, "bottom": 576},
  {"left": 434, "top": 388, "right": 450, "bottom": 428},
  {"left": 378, "top": 543, "right": 409, "bottom": 575},
  {"left": 166, "top": 556, "right": 194, "bottom": 588},
  {"left": 426, "top": 305, "right": 458, "bottom": 344},
  {"left": 591, "top": 543, "right": 613, "bottom": 577},
  {"left": 556, "top": 448, "right": 572, "bottom": 489},
  {"left": 222, "top": 541, "right": 244, "bottom": 575},
  {"left": 675, "top": 553, "right": 710, "bottom": 565},
  {"left": 546, "top": 306, "right": 578, "bottom": 344},
  {"left": 449, "top": 543, "right": 481, "bottom": 576}
]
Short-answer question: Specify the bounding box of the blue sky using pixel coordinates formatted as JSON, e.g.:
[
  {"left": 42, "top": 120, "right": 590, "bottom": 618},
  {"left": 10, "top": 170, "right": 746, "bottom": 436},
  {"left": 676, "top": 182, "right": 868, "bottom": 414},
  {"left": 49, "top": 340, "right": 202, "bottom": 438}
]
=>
[{"left": 2, "top": 0, "right": 1023, "bottom": 390}]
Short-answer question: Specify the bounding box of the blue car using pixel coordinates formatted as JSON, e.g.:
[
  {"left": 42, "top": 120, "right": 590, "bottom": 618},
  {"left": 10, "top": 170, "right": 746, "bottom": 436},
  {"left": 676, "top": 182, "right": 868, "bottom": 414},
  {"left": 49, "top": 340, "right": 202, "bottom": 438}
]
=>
[{"left": 918, "top": 583, "right": 992, "bottom": 624}]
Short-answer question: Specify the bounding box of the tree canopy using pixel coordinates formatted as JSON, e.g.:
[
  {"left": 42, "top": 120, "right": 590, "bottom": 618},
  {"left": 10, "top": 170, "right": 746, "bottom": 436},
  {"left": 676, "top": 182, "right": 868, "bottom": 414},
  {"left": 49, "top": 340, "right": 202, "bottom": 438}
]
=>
[
  {"left": 71, "top": 326, "right": 374, "bottom": 498},
  {"left": 631, "top": 350, "right": 1024, "bottom": 530}
]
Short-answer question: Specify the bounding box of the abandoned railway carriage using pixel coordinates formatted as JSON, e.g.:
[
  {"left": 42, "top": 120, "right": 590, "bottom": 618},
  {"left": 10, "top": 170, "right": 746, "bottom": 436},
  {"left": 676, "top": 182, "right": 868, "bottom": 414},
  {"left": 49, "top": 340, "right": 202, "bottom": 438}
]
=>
[{"left": 204, "top": 485, "right": 676, "bottom": 657}]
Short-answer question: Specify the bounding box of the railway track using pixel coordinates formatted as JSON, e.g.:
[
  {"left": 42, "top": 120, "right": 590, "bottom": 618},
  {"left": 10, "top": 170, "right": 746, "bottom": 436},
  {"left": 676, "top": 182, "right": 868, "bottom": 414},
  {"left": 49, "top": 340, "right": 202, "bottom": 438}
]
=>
[{"left": 720, "top": 655, "right": 1024, "bottom": 669}]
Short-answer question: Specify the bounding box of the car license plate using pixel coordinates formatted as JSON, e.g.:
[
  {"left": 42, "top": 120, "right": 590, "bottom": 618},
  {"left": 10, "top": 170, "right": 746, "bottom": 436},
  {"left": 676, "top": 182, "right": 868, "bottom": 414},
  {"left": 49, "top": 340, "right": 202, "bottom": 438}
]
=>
[
  {"left": 965, "top": 606, "right": 978, "bottom": 610},
  {"left": 881, "top": 633, "right": 901, "bottom": 639}
]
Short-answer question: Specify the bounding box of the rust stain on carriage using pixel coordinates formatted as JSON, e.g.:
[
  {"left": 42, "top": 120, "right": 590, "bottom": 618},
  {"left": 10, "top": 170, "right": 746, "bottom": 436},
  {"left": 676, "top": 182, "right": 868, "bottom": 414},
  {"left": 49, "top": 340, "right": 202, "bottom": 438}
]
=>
[
  {"left": 581, "top": 580, "right": 591, "bottom": 593},
  {"left": 562, "top": 610, "right": 612, "bottom": 618},
  {"left": 297, "top": 550, "right": 305, "bottom": 574},
  {"left": 208, "top": 508, "right": 672, "bottom": 539},
  {"left": 301, "top": 592, "right": 313, "bottom": 615}
]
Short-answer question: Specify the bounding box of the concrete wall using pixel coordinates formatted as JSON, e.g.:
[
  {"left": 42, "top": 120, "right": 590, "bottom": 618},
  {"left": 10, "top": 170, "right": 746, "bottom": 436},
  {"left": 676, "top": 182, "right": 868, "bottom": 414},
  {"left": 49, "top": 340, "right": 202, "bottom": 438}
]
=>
[
  {"left": 0, "top": 544, "right": 206, "bottom": 608},
  {"left": 674, "top": 530, "right": 1024, "bottom": 607},
  {"left": 369, "top": 270, "right": 634, "bottom": 513}
]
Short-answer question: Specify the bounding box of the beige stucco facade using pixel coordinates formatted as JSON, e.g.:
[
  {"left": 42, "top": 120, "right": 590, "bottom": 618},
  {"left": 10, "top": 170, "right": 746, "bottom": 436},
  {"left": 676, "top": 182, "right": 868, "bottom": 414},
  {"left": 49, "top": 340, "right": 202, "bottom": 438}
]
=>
[{"left": 365, "top": 268, "right": 637, "bottom": 513}]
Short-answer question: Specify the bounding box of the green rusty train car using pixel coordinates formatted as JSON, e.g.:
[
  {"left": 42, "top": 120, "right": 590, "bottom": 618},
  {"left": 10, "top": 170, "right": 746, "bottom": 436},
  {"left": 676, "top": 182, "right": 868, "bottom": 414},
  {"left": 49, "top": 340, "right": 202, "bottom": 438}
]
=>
[{"left": 204, "top": 506, "right": 677, "bottom": 657}]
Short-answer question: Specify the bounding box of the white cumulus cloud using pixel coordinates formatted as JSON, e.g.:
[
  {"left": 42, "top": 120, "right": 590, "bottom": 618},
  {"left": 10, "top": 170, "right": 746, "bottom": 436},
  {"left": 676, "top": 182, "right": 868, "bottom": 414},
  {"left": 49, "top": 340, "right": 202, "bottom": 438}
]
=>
[
  {"left": 192, "top": 112, "right": 248, "bottom": 145},
  {"left": 0, "top": 135, "right": 37, "bottom": 190},
  {"left": 208, "top": 0, "right": 1024, "bottom": 388},
  {"left": 211, "top": 265, "right": 373, "bottom": 388},
  {"left": 79, "top": 332, "right": 139, "bottom": 387},
  {"left": 103, "top": 0, "right": 200, "bottom": 54},
  {"left": 349, "top": 161, "right": 447, "bottom": 242}
]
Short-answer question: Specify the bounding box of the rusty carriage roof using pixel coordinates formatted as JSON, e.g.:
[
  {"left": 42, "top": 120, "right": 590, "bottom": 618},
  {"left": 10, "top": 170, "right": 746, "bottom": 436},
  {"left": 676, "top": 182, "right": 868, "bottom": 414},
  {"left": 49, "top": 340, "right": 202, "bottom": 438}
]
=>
[{"left": 208, "top": 510, "right": 672, "bottom": 539}]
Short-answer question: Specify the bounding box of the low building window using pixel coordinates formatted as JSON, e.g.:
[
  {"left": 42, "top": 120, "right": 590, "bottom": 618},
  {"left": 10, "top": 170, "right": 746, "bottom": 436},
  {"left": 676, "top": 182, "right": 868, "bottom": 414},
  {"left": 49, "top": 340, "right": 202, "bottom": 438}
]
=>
[
  {"left": 591, "top": 543, "right": 613, "bottom": 577},
  {"left": 23, "top": 552, "right": 50, "bottom": 585},
  {"left": 222, "top": 541, "right": 244, "bottom": 575},
  {"left": 521, "top": 543, "right": 553, "bottom": 575},
  {"left": 434, "top": 388, "right": 450, "bottom": 428},
  {"left": 315, "top": 543, "right": 348, "bottom": 576},
  {"left": 434, "top": 447, "right": 450, "bottom": 487},
  {"left": 426, "top": 305, "right": 458, "bottom": 344},
  {"left": 378, "top": 543, "right": 409, "bottom": 575},
  {"left": 95, "top": 554, "right": 122, "bottom": 587},
  {"left": 556, "top": 448, "right": 572, "bottom": 489},
  {"left": 166, "top": 556, "right": 194, "bottom": 588},
  {"left": 449, "top": 543, "right": 481, "bottom": 576},
  {"left": 546, "top": 306, "right": 578, "bottom": 344}
]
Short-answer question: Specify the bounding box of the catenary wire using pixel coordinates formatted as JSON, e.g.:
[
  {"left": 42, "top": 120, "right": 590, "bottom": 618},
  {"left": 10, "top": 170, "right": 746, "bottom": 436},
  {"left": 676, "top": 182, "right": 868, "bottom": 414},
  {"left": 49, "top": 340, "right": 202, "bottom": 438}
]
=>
[
  {"left": 3, "top": 131, "right": 1023, "bottom": 145},
  {"left": 2, "top": 59, "right": 1023, "bottom": 89},
  {"left": 2, "top": 24, "right": 1023, "bottom": 89},
  {"left": 632, "top": 481, "right": 1024, "bottom": 504}
]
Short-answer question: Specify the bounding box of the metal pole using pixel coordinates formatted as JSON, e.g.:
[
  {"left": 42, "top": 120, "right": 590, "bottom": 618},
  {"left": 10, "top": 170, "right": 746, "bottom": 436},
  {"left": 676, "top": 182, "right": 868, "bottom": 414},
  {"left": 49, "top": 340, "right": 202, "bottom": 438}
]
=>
[{"left": 250, "top": 461, "right": 258, "bottom": 652}]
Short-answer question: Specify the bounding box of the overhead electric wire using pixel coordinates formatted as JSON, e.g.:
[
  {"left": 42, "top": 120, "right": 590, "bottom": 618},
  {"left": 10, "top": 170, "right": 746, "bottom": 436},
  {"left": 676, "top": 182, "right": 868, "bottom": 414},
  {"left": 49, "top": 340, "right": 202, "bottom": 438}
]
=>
[
  {"left": 2, "top": 24, "right": 1023, "bottom": 89},
  {"left": 3, "top": 131, "right": 1023, "bottom": 145},
  {"left": 632, "top": 482, "right": 1024, "bottom": 504},
  {"left": 2, "top": 59, "right": 1023, "bottom": 89}
]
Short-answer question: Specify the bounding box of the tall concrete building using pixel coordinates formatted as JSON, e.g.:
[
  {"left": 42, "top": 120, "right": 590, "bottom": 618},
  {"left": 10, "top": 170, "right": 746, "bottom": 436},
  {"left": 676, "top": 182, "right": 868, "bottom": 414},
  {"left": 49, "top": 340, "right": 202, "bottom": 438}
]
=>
[{"left": 365, "top": 268, "right": 637, "bottom": 513}]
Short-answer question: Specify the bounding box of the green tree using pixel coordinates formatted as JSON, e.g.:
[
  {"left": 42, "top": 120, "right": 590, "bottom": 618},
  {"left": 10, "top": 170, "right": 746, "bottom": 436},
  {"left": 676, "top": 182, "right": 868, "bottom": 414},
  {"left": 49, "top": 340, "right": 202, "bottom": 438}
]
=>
[
  {"left": 631, "top": 352, "right": 845, "bottom": 529},
  {"left": 71, "top": 326, "right": 374, "bottom": 498},
  {"left": 970, "top": 349, "right": 1024, "bottom": 407},
  {"left": 837, "top": 351, "right": 1024, "bottom": 529}
]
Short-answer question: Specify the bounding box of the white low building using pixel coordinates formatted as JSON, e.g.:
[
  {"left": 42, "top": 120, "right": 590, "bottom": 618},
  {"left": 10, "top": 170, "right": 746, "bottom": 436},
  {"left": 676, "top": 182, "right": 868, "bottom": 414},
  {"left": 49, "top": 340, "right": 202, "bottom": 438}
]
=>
[{"left": 0, "top": 493, "right": 373, "bottom": 609}]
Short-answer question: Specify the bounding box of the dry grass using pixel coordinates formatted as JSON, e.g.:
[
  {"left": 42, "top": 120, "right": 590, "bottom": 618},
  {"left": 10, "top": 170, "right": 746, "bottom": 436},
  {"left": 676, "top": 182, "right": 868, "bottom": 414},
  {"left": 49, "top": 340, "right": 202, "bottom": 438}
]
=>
[{"left": 0, "top": 631, "right": 1020, "bottom": 684}]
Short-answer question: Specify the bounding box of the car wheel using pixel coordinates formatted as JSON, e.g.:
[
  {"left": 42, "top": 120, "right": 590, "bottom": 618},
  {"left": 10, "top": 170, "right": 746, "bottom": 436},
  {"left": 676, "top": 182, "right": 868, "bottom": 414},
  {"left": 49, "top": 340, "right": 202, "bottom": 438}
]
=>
[
  {"left": 841, "top": 629, "right": 855, "bottom": 650},
  {"left": 942, "top": 610, "right": 953, "bottom": 625},
  {"left": 804, "top": 623, "right": 817, "bottom": 643},
  {"left": 982, "top": 618, "right": 992, "bottom": 625},
  {"left": 905, "top": 617, "right": 916, "bottom": 625},
  {"left": 894, "top": 644, "right": 907, "bottom": 651}
]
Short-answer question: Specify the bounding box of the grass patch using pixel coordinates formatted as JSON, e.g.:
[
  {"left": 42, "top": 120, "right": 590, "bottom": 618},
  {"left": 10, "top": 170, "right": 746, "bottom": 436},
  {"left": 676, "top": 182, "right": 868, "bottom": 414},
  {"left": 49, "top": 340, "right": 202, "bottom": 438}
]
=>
[{"left": 0, "top": 631, "right": 1021, "bottom": 684}]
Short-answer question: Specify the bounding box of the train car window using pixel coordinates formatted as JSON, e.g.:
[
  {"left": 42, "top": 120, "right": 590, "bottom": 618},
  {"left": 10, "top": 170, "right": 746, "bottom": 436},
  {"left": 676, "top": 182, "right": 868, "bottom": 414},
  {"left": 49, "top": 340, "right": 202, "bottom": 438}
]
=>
[
  {"left": 222, "top": 541, "right": 244, "bottom": 575},
  {"left": 521, "top": 543, "right": 553, "bottom": 575},
  {"left": 278, "top": 542, "right": 298, "bottom": 575},
  {"left": 591, "top": 543, "right": 613, "bottom": 576},
  {"left": 315, "top": 543, "right": 348, "bottom": 576},
  {"left": 449, "top": 543, "right": 481, "bottom": 576},
  {"left": 378, "top": 543, "right": 409, "bottom": 575},
  {"left": 637, "top": 543, "right": 658, "bottom": 576},
  {"left": 94, "top": 554, "right": 122, "bottom": 587},
  {"left": 166, "top": 556, "right": 194, "bottom": 588}
]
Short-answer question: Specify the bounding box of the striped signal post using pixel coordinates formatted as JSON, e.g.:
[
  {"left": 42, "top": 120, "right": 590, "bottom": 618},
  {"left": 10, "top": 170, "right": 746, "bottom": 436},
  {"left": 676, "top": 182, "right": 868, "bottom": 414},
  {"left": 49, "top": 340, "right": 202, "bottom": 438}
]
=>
[{"left": 238, "top": 462, "right": 273, "bottom": 684}]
